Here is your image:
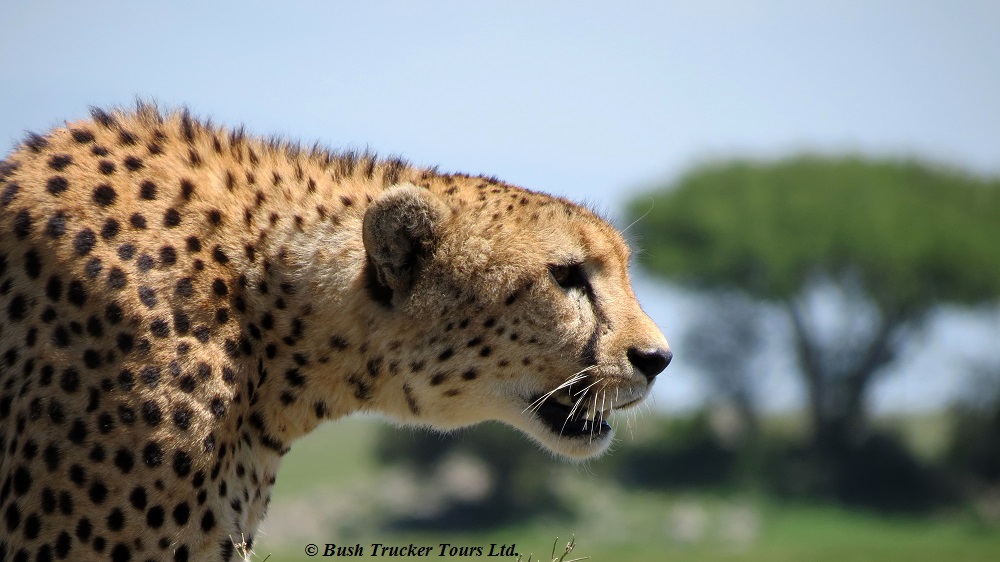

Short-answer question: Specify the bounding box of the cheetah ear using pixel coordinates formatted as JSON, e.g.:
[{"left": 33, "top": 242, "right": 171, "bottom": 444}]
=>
[{"left": 362, "top": 184, "right": 451, "bottom": 305}]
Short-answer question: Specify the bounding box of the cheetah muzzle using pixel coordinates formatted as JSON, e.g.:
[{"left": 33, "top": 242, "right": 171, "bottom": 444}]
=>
[{"left": 0, "top": 104, "right": 670, "bottom": 561}]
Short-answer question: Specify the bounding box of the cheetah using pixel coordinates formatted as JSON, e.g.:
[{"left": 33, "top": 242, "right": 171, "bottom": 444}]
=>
[{"left": 0, "top": 104, "right": 671, "bottom": 561}]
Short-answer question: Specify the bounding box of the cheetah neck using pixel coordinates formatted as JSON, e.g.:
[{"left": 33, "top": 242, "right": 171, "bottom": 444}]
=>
[{"left": 231, "top": 198, "right": 411, "bottom": 455}]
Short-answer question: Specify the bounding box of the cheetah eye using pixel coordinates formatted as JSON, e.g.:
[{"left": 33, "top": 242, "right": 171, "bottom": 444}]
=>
[{"left": 548, "top": 262, "right": 587, "bottom": 291}]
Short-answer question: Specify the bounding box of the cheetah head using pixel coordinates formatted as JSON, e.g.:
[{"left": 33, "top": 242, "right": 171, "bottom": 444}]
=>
[{"left": 362, "top": 183, "right": 670, "bottom": 459}]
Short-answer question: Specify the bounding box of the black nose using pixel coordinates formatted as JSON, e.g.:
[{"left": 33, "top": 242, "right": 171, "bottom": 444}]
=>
[{"left": 627, "top": 347, "right": 672, "bottom": 381}]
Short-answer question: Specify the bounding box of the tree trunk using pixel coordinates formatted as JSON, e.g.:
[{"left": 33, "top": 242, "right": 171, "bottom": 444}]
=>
[{"left": 786, "top": 299, "right": 905, "bottom": 449}]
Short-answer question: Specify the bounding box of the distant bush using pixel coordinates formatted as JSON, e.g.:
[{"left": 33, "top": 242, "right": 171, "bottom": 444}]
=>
[
  {"left": 764, "top": 430, "right": 954, "bottom": 514},
  {"left": 614, "top": 412, "right": 740, "bottom": 490},
  {"left": 375, "top": 423, "right": 569, "bottom": 530}
]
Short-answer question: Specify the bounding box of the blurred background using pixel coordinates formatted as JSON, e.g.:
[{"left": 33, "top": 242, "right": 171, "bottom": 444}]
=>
[{"left": 3, "top": 1, "right": 999, "bottom": 559}]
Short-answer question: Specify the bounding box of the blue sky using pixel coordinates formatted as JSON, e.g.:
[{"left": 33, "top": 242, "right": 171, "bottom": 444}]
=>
[{"left": 2, "top": 0, "right": 998, "bottom": 412}]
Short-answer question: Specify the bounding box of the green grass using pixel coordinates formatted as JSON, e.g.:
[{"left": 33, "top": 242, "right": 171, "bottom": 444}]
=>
[{"left": 253, "top": 415, "right": 999, "bottom": 562}]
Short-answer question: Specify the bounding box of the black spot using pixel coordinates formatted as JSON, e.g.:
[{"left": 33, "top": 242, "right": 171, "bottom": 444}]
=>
[
  {"left": 139, "top": 180, "right": 157, "bottom": 200},
  {"left": 73, "top": 129, "right": 95, "bottom": 143},
  {"left": 41, "top": 488, "right": 57, "bottom": 512},
  {"left": 130, "top": 213, "right": 147, "bottom": 229},
  {"left": 211, "top": 246, "right": 228, "bottom": 264},
  {"left": 146, "top": 505, "right": 165, "bottom": 528},
  {"left": 180, "top": 178, "right": 195, "bottom": 200},
  {"left": 140, "top": 366, "right": 160, "bottom": 388},
  {"left": 46, "top": 211, "right": 67, "bottom": 238},
  {"left": 68, "top": 418, "right": 88, "bottom": 443},
  {"left": 142, "top": 401, "right": 162, "bottom": 427},
  {"left": 48, "top": 154, "right": 73, "bottom": 170},
  {"left": 175, "top": 277, "right": 194, "bottom": 297},
  {"left": 118, "top": 130, "right": 137, "bottom": 145},
  {"left": 98, "top": 412, "right": 114, "bottom": 434},
  {"left": 173, "top": 407, "right": 192, "bottom": 430},
  {"left": 99, "top": 160, "right": 116, "bottom": 175},
  {"left": 52, "top": 324, "right": 71, "bottom": 347},
  {"left": 112, "top": 448, "right": 135, "bottom": 475},
  {"left": 76, "top": 517, "right": 93, "bottom": 540},
  {"left": 207, "top": 209, "right": 223, "bottom": 225},
  {"left": 44, "top": 444, "right": 61, "bottom": 471},
  {"left": 284, "top": 368, "right": 305, "bottom": 387},
  {"left": 12, "top": 210, "right": 33, "bottom": 239},
  {"left": 124, "top": 155, "right": 144, "bottom": 171},
  {"left": 110, "top": 543, "right": 130, "bottom": 562},
  {"left": 67, "top": 280, "right": 86, "bottom": 307},
  {"left": 173, "top": 452, "right": 192, "bottom": 478},
  {"left": 193, "top": 325, "right": 210, "bottom": 343},
  {"left": 116, "top": 334, "right": 134, "bottom": 355},
  {"left": 46, "top": 176, "right": 69, "bottom": 195},
  {"left": 178, "top": 375, "right": 196, "bottom": 393},
  {"left": 60, "top": 367, "right": 80, "bottom": 393},
  {"left": 211, "top": 278, "right": 228, "bottom": 297},
  {"left": 7, "top": 294, "right": 27, "bottom": 320},
  {"left": 117, "top": 243, "right": 136, "bottom": 261},
  {"left": 209, "top": 397, "right": 225, "bottom": 419},
  {"left": 142, "top": 441, "right": 163, "bottom": 467},
  {"left": 173, "top": 310, "right": 191, "bottom": 334},
  {"left": 219, "top": 539, "right": 234, "bottom": 561},
  {"left": 12, "top": 466, "right": 30, "bottom": 495},
  {"left": 438, "top": 348, "right": 454, "bottom": 361},
  {"left": 200, "top": 509, "right": 215, "bottom": 532},
  {"left": 150, "top": 318, "right": 170, "bottom": 338},
  {"left": 24, "top": 131, "right": 48, "bottom": 152},
  {"left": 83, "top": 349, "right": 102, "bottom": 368},
  {"left": 173, "top": 500, "right": 191, "bottom": 526},
  {"left": 0, "top": 182, "right": 19, "bottom": 208},
  {"left": 101, "top": 218, "right": 120, "bottom": 239},
  {"left": 24, "top": 513, "right": 41, "bottom": 539},
  {"left": 74, "top": 228, "right": 96, "bottom": 255},
  {"left": 24, "top": 249, "right": 42, "bottom": 278},
  {"left": 163, "top": 208, "right": 181, "bottom": 227},
  {"left": 314, "top": 401, "right": 330, "bottom": 418},
  {"left": 107, "top": 267, "right": 127, "bottom": 290},
  {"left": 44, "top": 276, "right": 63, "bottom": 301},
  {"left": 118, "top": 405, "right": 136, "bottom": 425},
  {"left": 137, "top": 253, "right": 156, "bottom": 272},
  {"left": 159, "top": 245, "right": 177, "bottom": 266},
  {"left": 85, "top": 257, "right": 103, "bottom": 278},
  {"left": 92, "top": 184, "right": 117, "bottom": 206},
  {"left": 88, "top": 481, "right": 108, "bottom": 504},
  {"left": 138, "top": 286, "right": 157, "bottom": 308},
  {"left": 129, "top": 486, "right": 146, "bottom": 509},
  {"left": 105, "top": 302, "right": 123, "bottom": 324}
]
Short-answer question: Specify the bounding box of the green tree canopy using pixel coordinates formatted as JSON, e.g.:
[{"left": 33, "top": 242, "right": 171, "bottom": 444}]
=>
[
  {"left": 631, "top": 155, "right": 1000, "bottom": 315},
  {"left": 628, "top": 155, "right": 1000, "bottom": 446}
]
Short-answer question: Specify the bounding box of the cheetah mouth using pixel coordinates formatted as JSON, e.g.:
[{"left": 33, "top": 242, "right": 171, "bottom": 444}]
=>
[{"left": 530, "top": 393, "right": 612, "bottom": 438}]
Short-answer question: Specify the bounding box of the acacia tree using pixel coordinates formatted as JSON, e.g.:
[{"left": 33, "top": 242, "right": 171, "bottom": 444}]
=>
[{"left": 628, "top": 156, "right": 1000, "bottom": 447}]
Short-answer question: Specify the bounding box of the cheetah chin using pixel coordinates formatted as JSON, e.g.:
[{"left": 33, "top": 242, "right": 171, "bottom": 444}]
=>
[{"left": 511, "top": 368, "right": 657, "bottom": 458}]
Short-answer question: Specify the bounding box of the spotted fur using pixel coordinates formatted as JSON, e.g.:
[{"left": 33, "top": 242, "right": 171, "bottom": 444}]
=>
[{"left": 0, "top": 104, "right": 670, "bottom": 561}]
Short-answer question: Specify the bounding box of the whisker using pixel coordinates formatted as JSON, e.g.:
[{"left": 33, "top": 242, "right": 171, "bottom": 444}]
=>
[
  {"left": 521, "top": 367, "right": 595, "bottom": 414},
  {"left": 621, "top": 197, "right": 654, "bottom": 234}
]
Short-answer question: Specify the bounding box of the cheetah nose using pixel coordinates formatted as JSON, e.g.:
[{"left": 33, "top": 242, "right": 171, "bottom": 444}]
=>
[{"left": 627, "top": 347, "right": 672, "bottom": 381}]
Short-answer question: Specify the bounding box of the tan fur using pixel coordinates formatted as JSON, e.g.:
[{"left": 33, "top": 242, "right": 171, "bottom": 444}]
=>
[{"left": 0, "top": 104, "right": 669, "bottom": 561}]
